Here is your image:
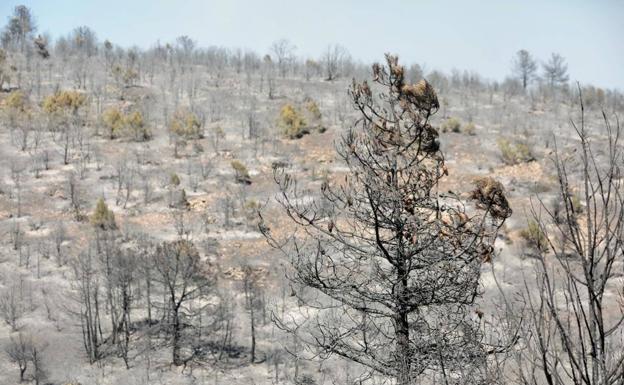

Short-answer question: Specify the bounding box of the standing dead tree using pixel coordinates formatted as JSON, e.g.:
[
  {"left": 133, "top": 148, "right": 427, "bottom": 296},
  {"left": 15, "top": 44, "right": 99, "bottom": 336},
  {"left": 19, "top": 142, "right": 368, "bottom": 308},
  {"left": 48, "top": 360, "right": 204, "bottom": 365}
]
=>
[
  {"left": 240, "top": 264, "right": 267, "bottom": 364},
  {"left": 0, "top": 283, "right": 23, "bottom": 331},
  {"left": 262, "top": 54, "right": 512, "bottom": 384},
  {"left": 518, "top": 87, "right": 624, "bottom": 385},
  {"left": 153, "top": 239, "right": 215, "bottom": 366},
  {"left": 322, "top": 44, "right": 349, "bottom": 81},
  {"left": 5, "top": 332, "right": 33, "bottom": 382},
  {"left": 70, "top": 247, "right": 104, "bottom": 364},
  {"left": 270, "top": 39, "right": 295, "bottom": 78}
]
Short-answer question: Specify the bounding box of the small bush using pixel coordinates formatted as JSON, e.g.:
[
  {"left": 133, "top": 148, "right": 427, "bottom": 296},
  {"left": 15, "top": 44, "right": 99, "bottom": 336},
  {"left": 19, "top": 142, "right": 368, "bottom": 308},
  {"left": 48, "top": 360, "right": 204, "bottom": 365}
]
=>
[
  {"left": 42, "top": 90, "right": 86, "bottom": 115},
  {"left": 497, "top": 138, "right": 533, "bottom": 165},
  {"left": 112, "top": 65, "right": 139, "bottom": 87},
  {"left": 305, "top": 97, "right": 326, "bottom": 132},
  {"left": 125, "top": 110, "right": 150, "bottom": 141},
  {"left": 278, "top": 104, "right": 308, "bottom": 139},
  {"left": 295, "top": 375, "right": 317, "bottom": 385},
  {"left": 570, "top": 193, "right": 582, "bottom": 213},
  {"left": 2, "top": 91, "right": 31, "bottom": 125},
  {"left": 90, "top": 198, "right": 117, "bottom": 230},
  {"left": 102, "top": 108, "right": 150, "bottom": 141},
  {"left": 3, "top": 90, "right": 27, "bottom": 111},
  {"left": 463, "top": 122, "right": 476, "bottom": 135},
  {"left": 520, "top": 220, "right": 548, "bottom": 252},
  {"left": 169, "top": 108, "right": 203, "bottom": 139},
  {"left": 102, "top": 107, "right": 125, "bottom": 139},
  {"left": 553, "top": 191, "right": 583, "bottom": 224},
  {"left": 171, "top": 188, "right": 190, "bottom": 209},
  {"left": 231, "top": 160, "right": 251, "bottom": 184},
  {"left": 244, "top": 199, "right": 260, "bottom": 211},
  {"left": 169, "top": 173, "right": 181, "bottom": 186},
  {"left": 305, "top": 98, "right": 322, "bottom": 120},
  {"left": 441, "top": 117, "right": 461, "bottom": 133},
  {"left": 244, "top": 199, "right": 261, "bottom": 222}
]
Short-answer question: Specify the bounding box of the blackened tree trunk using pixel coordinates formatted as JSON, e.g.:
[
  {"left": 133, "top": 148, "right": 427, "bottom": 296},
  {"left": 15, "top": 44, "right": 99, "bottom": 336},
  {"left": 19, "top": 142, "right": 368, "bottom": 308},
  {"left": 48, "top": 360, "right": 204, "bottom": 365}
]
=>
[
  {"left": 263, "top": 54, "right": 512, "bottom": 384},
  {"left": 153, "top": 239, "right": 215, "bottom": 366}
]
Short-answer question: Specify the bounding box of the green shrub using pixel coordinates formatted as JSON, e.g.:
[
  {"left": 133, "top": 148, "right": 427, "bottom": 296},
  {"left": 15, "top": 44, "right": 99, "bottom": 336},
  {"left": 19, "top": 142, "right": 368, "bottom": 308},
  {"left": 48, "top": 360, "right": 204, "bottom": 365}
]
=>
[
  {"left": 497, "top": 138, "right": 533, "bottom": 165},
  {"left": 112, "top": 65, "right": 139, "bottom": 87},
  {"left": 169, "top": 108, "right": 203, "bottom": 139},
  {"left": 569, "top": 193, "right": 582, "bottom": 213},
  {"left": 463, "top": 122, "right": 476, "bottom": 135},
  {"left": 42, "top": 90, "right": 86, "bottom": 115},
  {"left": 102, "top": 107, "right": 125, "bottom": 139},
  {"left": 305, "top": 97, "right": 327, "bottom": 132},
  {"left": 305, "top": 99, "right": 322, "bottom": 121},
  {"left": 441, "top": 117, "right": 461, "bottom": 133},
  {"left": 2, "top": 90, "right": 30, "bottom": 125},
  {"left": 231, "top": 160, "right": 251, "bottom": 184},
  {"left": 244, "top": 199, "right": 261, "bottom": 222},
  {"left": 4, "top": 90, "right": 27, "bottom": 111},
  {"left": 90, "top": 198, "right": 117, "bottom": 230},
  {"left": 177, "top": 188, "right": 190, "bottom": 209},
  {"left": 101, "top": 107, "right": 150, "bottom": 141},
  {"left": 278, "top": 104, "right": 308, "bottom": 139},
  {"left": 520, "top": 220, "right": 548, "bottom": 252},
  {"left": 169, "top": 173, "right": 181, "bottom": 186},
  {"left": 125, "top": 110, "right": 150, "bottom": 141}
]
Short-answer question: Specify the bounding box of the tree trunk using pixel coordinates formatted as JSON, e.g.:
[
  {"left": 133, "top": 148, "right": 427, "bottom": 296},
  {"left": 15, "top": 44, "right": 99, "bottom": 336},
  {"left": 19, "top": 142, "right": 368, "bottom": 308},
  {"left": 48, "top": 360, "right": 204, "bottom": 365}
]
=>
[
  {"left": 395, "top": 270, "right": 411, "bottom": 385},
  {"left": 172, "top": 307, "right": 182, "bottom": 366},
  {"left": 145, "top": 275, "right": 151, "bottom": 323},
  {"left": 250, "top": 303, "right": 256, "bottom": 363}
]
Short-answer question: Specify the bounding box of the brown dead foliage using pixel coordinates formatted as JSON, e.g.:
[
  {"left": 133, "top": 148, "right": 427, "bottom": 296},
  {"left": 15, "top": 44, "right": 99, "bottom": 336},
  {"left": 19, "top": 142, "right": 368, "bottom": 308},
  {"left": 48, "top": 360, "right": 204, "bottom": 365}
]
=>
[{"left": 470, "top": 176, "right": 512, "bottom": 219}]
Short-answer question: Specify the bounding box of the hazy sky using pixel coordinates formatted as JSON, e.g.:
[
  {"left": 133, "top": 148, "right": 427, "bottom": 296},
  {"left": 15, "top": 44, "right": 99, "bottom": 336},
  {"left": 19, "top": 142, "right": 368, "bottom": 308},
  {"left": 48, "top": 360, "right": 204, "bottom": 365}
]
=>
[{"left": 2, "top": 0, "right": 623, "bottom": 89}]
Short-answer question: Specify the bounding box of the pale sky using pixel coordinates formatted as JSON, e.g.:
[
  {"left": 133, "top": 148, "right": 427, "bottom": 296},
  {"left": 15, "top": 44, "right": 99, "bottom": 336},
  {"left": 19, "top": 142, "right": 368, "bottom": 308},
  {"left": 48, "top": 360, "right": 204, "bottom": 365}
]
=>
[{"left": 2, "top": 0, "right": 623, "bottom": 89}]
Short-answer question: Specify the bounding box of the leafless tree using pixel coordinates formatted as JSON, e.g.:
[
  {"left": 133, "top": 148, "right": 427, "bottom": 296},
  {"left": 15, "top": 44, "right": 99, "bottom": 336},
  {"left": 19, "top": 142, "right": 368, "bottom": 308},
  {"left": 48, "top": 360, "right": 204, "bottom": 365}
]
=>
[
  {"left": 0, "top": 283, "right": 24, "bottom": 331},
  {"left": 5, "top": 332, "right": 32, "bottom": 382},
  {"left": 321, "top": 44, "right": 349, "bottom": 81},
  {"left": 136, "top": 237, "right": 156, "bottom": 324},
  {"left": 518, "top": 87, "right": 624, "bottom": 385},
  {"left": 10, "top": 159, "right": 25, "bottom": 217},
  {"left": 270, "top": 39, "right": 296, "bottom": 78},
  {"left": 30, "top": 339, "right": 47, "bottom": 385},
  {"left": 69, "top": 26, "right": 97, "bottom": 89},
  {"left": 152, "top": 239, "right": 215, "bottom": 366},
  {"left": 70, "top": 247, "right": 104, "bottom": 363},
  {"left": 240, "top": 264, "right": 266, "bottom": 363},
  {"left": 67, "top": 171, "right": 84, "bottom": 221},
  {"left": 52, "top": 220, "right": 66, "bottom": 266},
  {"left": 111, "top": 247, "right": 136, "bottom": 369},
  {"left": 262, "top": 54, "right": 512, "bottom": 385},
  {"left": 94, "top": 230, "right": 124, "bottom": 349},
  {"left": 4, "top": 331, "right": 47, "bottom": 384},
  {"left": 10, "top": 219, "right": 24, "bottom": 252}
]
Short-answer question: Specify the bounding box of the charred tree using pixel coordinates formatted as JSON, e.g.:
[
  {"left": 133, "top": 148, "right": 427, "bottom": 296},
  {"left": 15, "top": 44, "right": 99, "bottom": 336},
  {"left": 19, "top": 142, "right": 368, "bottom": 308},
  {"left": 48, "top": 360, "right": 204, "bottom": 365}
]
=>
[{"left": 262, "top": 54, "right": 511, "bottom": 384}]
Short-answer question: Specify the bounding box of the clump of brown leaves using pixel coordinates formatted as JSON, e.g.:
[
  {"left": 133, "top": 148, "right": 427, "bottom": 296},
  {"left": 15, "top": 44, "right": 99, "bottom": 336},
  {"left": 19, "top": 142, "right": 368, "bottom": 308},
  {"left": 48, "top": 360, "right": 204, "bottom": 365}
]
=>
[{"left": 470, "top": 176, "right": 512, "bottom": 219}]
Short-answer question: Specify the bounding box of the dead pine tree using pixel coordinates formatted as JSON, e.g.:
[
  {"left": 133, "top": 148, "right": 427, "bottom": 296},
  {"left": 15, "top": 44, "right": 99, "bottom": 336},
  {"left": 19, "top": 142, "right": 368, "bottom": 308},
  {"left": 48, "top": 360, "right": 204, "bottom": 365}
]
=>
[{"left": 261, "top": 54, "right": 512, "bottom": 384}]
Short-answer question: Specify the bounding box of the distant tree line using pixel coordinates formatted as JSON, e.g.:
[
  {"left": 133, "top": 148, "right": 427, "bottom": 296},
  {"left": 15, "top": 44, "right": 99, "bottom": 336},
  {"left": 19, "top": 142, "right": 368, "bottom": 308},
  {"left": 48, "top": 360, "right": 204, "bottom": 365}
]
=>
[{"left": 1, "top": 5, "right": 622, "bottom": 113}]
